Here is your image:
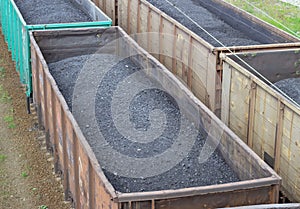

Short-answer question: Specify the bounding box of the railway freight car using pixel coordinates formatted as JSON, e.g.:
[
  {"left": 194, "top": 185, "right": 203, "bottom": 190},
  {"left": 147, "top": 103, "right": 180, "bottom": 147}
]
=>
[
  {"left": 93, "top": 0, "right": 300, "bottom": 116},
  {"left": 221, "top": 48, "right": 300, "bottom": 202},
  {"left": 30, "top": 26, "right": 280, "bottom": 209},
  {"left": 0, "top": 0, "right": 112, "bottom": 110},
  {"left": 92, "top": 0, "right": 300, "bottom": 202}
]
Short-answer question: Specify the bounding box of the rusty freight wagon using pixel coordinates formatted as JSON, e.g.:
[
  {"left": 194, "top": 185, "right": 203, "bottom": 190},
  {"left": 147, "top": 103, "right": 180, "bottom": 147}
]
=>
[
  {"left": 220, "top": 48, "right": 300, "bottom": 202},
  {"left": 30, "top": 26, "right": 281, "bottom": 209},
  {"left": 0, "top": 0, "right": 112, "bottom": 108},
  {"left": 92, "top": 0, "right": 300, "bottom": 116},
  {"left": 92, "top": 0, "right": 300, "bottom": 202}
]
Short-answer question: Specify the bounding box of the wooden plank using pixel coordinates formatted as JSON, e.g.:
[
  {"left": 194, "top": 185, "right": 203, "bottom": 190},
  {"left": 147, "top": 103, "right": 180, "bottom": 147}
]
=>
[
  {"left": 190, "top": 41, "right": 210, "bottom": 106},
  {"left": 174, "top": 28, "right": 190, "bottom": 84},
  {"left": 146, "top": 5, "right": 151, "bottom": 52},
  {"left": 172, "top": 24, "right": 177, "bottom": 74},
  {"left": 274, "top": 101, "right": 284, "bottom": 172},
  {"left": 161, "top": 17, "right": 174, "bottom": 71},
  {"left": 221, "top": 62, "right": 232, "bottom": 126},
  {"left": 138, "top": 2, "right": 148, "bottom": 49},
  {"left": 280, "top": 108, "right": 300, "bottom": 201},
  {"left": 228, "top": 68, "right": 251, "bottom": 144},
  {"left": 137, "top": 0, "right": 141, "bottom": 35},
  {"left": 187, "top": 35, "right": 193, "bottom": 89},
  {"left": 118, "top": 0, "right": 126, "bottom": 28},
  {"left": 207, "top": 53, "right": 217, "bottom": 112},
  {"left": 148, "top": 9, "right": 160, "bottom": 58},
  {"left": 158, "top": 14, "right": 163, "bottom": 63},
  {"left": 129, "top": 0, "right": 138, "bottom": 35},
  {"left": 247, "top": 82, "right": 257, "bottom": 148},
  {"left": 127, "top": 0, "right": 131, "bottom": 34},
  {"left": 253, "top": 86, "right": 278, "bottom": 159}
]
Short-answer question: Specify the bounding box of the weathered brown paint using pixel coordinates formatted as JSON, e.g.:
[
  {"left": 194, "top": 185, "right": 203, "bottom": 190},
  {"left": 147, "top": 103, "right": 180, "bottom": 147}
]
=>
[{"left": 30, "top": 27, "right": 281, "bottom": 209}]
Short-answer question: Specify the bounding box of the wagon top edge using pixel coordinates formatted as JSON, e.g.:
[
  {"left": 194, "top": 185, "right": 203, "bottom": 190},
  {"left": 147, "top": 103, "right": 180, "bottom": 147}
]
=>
[{"left": 30, "top": 26, "right": 281, "bottom": 203}]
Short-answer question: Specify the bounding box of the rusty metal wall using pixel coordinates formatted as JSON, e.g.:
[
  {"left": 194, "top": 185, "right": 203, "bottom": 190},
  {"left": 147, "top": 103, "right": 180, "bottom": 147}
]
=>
[
  {"left": 30, "top": 34, "right": 118, "bottom": 209},
  {"left": 120, "top": 186, "right": 278, "bottom": 209},
  {"left": 30, "top": 27, "right": 281, "bottom": 208}
]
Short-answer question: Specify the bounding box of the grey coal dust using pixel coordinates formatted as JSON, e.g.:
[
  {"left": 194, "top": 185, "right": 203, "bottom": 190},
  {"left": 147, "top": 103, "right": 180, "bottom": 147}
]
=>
[
  {"left": 49, "top": 54, "right": 241, "bottom": 193},
  {"left": 14, "top": 0, "right": 91, "bottom": 24}
]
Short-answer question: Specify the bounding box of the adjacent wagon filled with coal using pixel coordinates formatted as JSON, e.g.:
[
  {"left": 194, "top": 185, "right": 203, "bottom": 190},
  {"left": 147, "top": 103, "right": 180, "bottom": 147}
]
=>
[
  {"left": 0, "top": 0, "right": 112, "bottom": 103},
  {"left": 94, "top": 0, "right": 300, "bottom": 115},
  {"left": 220, "top": 48, "right": 300, "bottom": 202},
  {"left": 30, "top": 26, "right": 281, "bottom": 208}
]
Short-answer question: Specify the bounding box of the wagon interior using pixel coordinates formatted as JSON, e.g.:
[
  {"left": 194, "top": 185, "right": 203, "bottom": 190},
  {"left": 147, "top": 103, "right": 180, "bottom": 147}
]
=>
[
  {"left": 146, "top": 0, "right": 298, "bottom": 47},
  {"left": 14, "top": 0, "right": 110, "bottom": 25},
  {"left": 228, "top": 49, "right": 300, "bottom": 105},
  {"left": 32, "top": 27, "right": 278, "bottom": 195}
]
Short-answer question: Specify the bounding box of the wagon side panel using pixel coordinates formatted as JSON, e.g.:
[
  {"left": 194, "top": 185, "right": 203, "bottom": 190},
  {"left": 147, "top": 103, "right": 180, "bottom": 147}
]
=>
[{"left": 222, "top": 56, "right": 300, "bottom": 202}]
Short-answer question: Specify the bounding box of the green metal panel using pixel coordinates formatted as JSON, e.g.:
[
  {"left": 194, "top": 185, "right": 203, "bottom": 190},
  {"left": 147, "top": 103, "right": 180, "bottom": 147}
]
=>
[{"left": 0, "top": 0, "right": 112, "bottom": 98}]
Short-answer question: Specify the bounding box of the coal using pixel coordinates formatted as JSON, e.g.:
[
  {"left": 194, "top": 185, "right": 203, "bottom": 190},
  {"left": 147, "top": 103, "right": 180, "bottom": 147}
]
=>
[
  {"left": 14, "top": 0, "right": 91, "bottom": 24},
  {"left": 49, "top": 54, "right": 240, "bottom": 193},
  {"left": 274, "top": 77, "right": 300, "bottom": 105},
  {"left": 146, "top": 0, "right": 263, "bottom": 47}
]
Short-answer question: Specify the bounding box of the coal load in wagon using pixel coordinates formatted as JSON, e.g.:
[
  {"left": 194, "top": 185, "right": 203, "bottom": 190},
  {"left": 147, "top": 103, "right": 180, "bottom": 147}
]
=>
[
  {"left": 146, "top": 0, "right": 291, "bottom": 46},
  {"left": 275, "top": 78, "right": 300, "bottom": 105},
  {"left": 14, "top": 0, "right": 93, "bottom": 24},
  {"left": 48, "top": 53, "right": 240, "bottom": 193},
  {"left": 228, "top": 49, "right": 300, "bottom": 106}
]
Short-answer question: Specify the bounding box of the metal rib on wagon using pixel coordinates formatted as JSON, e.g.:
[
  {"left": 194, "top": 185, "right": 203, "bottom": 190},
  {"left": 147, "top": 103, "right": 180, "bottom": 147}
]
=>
[
  {"left": 30, "top": 26, "right": 281, "bottom": 209},
  {"left": 0, "top": 0, "right": 112, "bottom": 109}
]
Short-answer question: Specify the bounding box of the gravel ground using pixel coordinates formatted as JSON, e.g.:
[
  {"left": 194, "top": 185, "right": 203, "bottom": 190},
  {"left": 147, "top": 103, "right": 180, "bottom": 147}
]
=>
[
  {"left": 146, "top": 0, "right": 262, "bottom": 47},
  {"left": 275, "top": 78, "right": 300, "bottom": 104},
  {"left": 49, "top": 54, "right": 240, "bottom": 193},
  {"left": 0, "top": 29, "right": 71, "bottom": 209},
  {"left": 14, "top": 0, "right": 91, "bottom": 24}
]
